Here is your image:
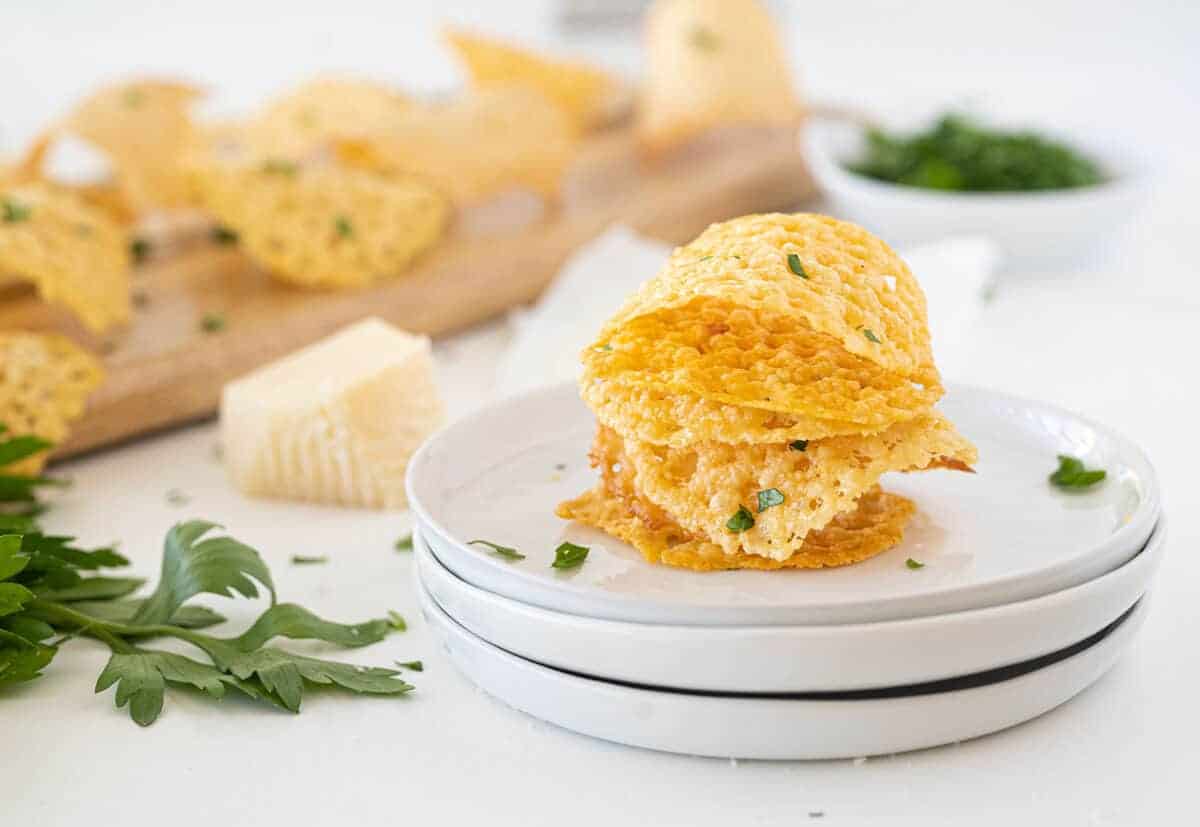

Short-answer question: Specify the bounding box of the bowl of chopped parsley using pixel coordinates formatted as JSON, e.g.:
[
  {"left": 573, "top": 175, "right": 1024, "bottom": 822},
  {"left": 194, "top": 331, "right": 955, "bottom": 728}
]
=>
[{"left": 803, "top": 112, "right": 1151, "bottom": 268}]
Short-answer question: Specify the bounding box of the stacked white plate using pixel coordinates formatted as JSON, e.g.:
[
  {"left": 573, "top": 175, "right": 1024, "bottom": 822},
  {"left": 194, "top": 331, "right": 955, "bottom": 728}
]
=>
[{"left": 406, "top": 383, "right": 1165, "bottom": 760}]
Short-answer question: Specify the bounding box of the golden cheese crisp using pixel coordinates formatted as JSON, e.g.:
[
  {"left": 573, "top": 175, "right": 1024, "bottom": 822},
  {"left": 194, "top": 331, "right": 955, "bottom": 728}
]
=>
[
  {"left": 245, "top": 77, "right": 412, "bottom": 159},
  {"left": 64, "top": 79, "right": 203, "bottom": 211},
  {"left": 638, "top": 0, "right": 800, "bottom": 153},
  {"left": 0, "top": 184, "right": 132, "bottom": 332},
  {"left": 582, "top": 369, "right": 868, "bottom": 446},
  {"left": 0, "top": 332, "right": 104, "bottom": 475},
  {"left": 335, "top": 85, "right": 578, "bottom": 204},
  {"left": 557, "top": 485, "right": 916, "bottom": 572},
  {"left": 0, "top": 132, "right": 138, "bottom": 228},
  {"left": 444, "top": 28, "right": 623, "bottom": 134},
  {"left": 589, "top": 418, "right": 972, "bottom": 560},
  {"left": 189, "top": 159, "right": 448, "bottom": 288}
]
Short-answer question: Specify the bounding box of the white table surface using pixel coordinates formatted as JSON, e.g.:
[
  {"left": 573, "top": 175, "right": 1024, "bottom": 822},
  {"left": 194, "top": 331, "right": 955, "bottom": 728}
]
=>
[{"left": 6, "top": 1, "right": 1200, "bottom": 824}]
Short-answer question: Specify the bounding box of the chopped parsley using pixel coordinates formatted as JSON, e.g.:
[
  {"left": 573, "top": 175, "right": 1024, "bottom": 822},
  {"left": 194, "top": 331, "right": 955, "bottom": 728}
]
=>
[
  {"left": 1049, "top": 455, "right": 1106, "bottom": 490},
  {"left": 689, "top": 25, "right": 719, "bottom": 51},
  {"left": 394, "top": 533, "right": 414, "bottom": 551},
  {"left": 130, "top": 238, "right": 152, "bottom": 263},
  {"left": 387, "top": 611, "right": 407, "bottom": 631},
  {"left": 199, "top": 312, "right": 226, "bottom": 334},
  {"left": 291, "top": 555, "right": 328, "bottom": 565},
  {"left": 468, "top": 539, "right": 525, "bottom": 561},
  {"left": 787, "top": 253, "right": 808, "bottom": 278},
  {"left": 165, "top": 489, "right": 190, "bottom": 507},
  {"left": 756, "top": 488, "right": 785, "bottom": 512},
  {"left": 2, "top": 199, "right": 31, "bottom": 223},
  {"left": 551, "top": 541, "right": 589, "bottom": 570},
  {"left": 261, "top": 159, "right": 299, "bottom": 176},
  {"left": 789, "top": 440, "right": 808, "bottom": 452},
  {"left": 334, "top": 215, "right": 353, "bottom": 238},
  {"left": 211, "top": 225, "right": 239, "bottom": 245},
  {"left": 726, "top": 505, "right": 755, "bottom": 533},
  {"left": 905, "top": 558, "right": 925, "bottom": 570},
  {"left": 860, "top": 327, "right": 881, "bottom": 343},
  {"left": 395, "top": 660, "right": 423, "bottom": 672}
]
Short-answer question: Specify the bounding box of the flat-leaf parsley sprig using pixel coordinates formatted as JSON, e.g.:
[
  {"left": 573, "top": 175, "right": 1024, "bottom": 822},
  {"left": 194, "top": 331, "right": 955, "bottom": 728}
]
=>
[{"left": 0, "top": 454, "right": 412, "bottom": 726}]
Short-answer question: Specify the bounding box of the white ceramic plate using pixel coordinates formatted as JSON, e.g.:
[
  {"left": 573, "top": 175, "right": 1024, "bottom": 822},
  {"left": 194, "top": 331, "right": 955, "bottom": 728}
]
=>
[
  {"left": 407, "top": 382, "right": 1159, "bottom": 626},
  {"left": 414, "top": 519, "right": 1164, "bottom": 692},
  {"left": 420, "top": 577, "right": 1148, "bottom": 760}
]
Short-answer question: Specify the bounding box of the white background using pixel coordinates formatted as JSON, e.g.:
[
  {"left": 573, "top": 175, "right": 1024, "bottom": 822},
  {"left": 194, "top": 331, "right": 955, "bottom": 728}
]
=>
[{"left": 4, "top": 1, "right": 1200, "bottom": 825}]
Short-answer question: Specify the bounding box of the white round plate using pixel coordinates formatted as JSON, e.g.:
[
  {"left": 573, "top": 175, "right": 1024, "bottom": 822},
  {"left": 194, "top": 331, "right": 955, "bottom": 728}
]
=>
[
  {"left": 414, "top": 519, "right": 1164, "bottom": 692},
  {"left": 420, "top": 577, "right": 1148, "bottom": 760},
  {"left": 407, "top": 382, "right": 1159, "bottom": 626}
]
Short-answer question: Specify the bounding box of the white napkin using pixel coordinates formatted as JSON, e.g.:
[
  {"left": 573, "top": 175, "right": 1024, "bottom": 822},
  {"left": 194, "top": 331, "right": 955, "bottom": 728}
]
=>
[{"left": 494, "top": 225, "right": 998, "bottom": 394}]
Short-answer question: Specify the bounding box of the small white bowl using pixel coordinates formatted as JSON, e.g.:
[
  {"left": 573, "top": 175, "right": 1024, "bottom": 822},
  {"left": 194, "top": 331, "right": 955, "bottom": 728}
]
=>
[{"left": 802, "top": 117, "right": 1152, "bottom": 270}]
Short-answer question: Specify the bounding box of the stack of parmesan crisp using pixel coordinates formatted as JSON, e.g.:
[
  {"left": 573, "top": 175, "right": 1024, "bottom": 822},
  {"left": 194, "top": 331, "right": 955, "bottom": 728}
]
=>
[{"left": 557, "top": 214, "right": 978, "bottom": 571}]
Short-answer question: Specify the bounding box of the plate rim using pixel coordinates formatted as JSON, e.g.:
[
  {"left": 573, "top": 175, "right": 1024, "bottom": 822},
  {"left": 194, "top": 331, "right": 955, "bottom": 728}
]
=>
[{"left": 407, "top": 380, "right": 1161, "bottom": 626}]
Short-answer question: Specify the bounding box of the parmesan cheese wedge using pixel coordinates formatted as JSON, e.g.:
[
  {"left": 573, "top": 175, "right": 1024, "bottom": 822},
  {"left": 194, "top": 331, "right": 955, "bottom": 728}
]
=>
[{"left": 220, "top": 318, "right": 443, "bottom": 509}]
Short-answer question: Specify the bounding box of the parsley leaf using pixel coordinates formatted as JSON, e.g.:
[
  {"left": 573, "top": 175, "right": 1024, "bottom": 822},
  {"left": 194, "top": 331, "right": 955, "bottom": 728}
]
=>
[
  {"left": 860, "top": 327, "right": 882, "bottom": 343},
  {"left": 905, "top": 558, "right": 925, "bottom": 570},
  {"left": 726, "top": 505, "right": 755, "bottom": 533},
  {"left": 2, "top": 199, "right": 31, "bottom": 223},
  {"left": 789, "top": 440, "right": 808, "bottom": 452},
  {"left": 787, "top": 253, "right": 808, "bottom": 278},
  {"left": 132, "top": 521, "right": 275, "bottom": 625},
  {"left": 0, "top": 627, "right": 57, "bottom": 687},
  {"left": 1049, "top": 455, "right": 1106, "bottom": 490},
  {"left": 468, "top": 539, "right": 525, "bottom": 560},
  {"left": 94, "top": 649, "right": 238, "bottom": 727},
  {"left": 394, "top": 533, "right": 414, "bottom": 551},
  {"left": 756, "top": 488, "right": 785, "bottom": 512},
  {"left": 551, "top": 541, "right": 589, "bottom": 570}
]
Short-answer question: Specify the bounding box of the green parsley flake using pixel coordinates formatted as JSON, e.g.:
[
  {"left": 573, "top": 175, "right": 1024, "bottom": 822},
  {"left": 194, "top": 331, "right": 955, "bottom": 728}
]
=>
[
  {"left": 860, "top": 327, "right": 881, "bottom": 343},
  {"left": 1049, "top": 455, "right": 1106, "bottom": 490},
  {"left": 130, "top": 238, "right": 152, "bottom": 263},
  {"left": 905, "top": 558, "right": 925, "bottom": 570},
  {"left": 387, "top": 610, "right": 407, "bottom": 631},
  {"left": 468, "top": 539, "right": 525, "bottom": 561},
  {"left": 122, "top": 89, "right": 145, "bottom": 108},
  {"left": 395, "top": 660, "right": 423, "bottom": 672},
  {"left": 551, "top": 541, "right": 589, "bottom": 570},
  {"left": 335, "top": 215, "right": 353, "bottom": 238},
  {"left": 394, "top": 533, "right": 414, "bottom": 552},
  {"left": 211, "top": 225, "right": 239, "bottom": 245},
  {"left": 789, "top": 440, "right": 808, "bottom": 452},
  {"left": 2, "top": 199, "right": 31, "bottom": 223},
  {"left": 787, "top": 253, "right": 808, "bottom": 278},
  {"left": 261, "top": 159, "right": 299, "bottom": 176},
  {"left": 756, "top": 488, "right": 785, "bottom": 512},
  {"left": 165, "top": 489, "right": 190, "bottom": 507},
  {"left": 291, "top": 555, "right": 328, "bottom": 565},
  {"left": 689, "top": 26, "right": 719, "bottom": 51},
  {"left": 199, "top": 312, "right": 226, "bottom": 334},
  {"left": 726, "top": 505, "right": 755, "bottom": 533}
]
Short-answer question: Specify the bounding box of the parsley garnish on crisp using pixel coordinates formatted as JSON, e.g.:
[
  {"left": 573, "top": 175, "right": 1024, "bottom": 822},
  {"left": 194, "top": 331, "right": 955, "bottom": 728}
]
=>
[
  {"left": 789, "top": 440, "right": 808, "bottom": 452},
  {"left": 2, "top": 199, "right": 31, "bottom": 223},
  {"left": 468, "top": 539, "right": 525, "bottom": 560},
  {"left": 211, "top": 225, "right": 239, "bottom": 245},
  {"left": 787, "top": 253, "right": 808, "bottom": 278},
  {"left": 551, "top": 541, "right": 589, "bottom": 570},
  {"left": 199, "top": 312, "right": 226, "bottom": 333},
  {"left": 726, "top": 505, "right": 755, "bottom": 532},
  {"left": 261, "top": 159, "right": 298, "bottom": 176},
  {"left": 860, "top": 327, "right": 882, "bottom": 343},
  {"left": 756, "top": 488, "right": 785, "bottom": 512},
  {"left": 335, "top": 215, "right": 353, "bottom": 238},
  {"left": 905, "top": 558, "right": 925, "bottom": 570},
  {"left": 0, "top": 459, "right": 413, "bottom": 726},
  {"left": 689, "top": 26, "right": 719, "bottom": 51},
  {"left": 130, "top": 238, "right": 152, "bottom": 263},
  {"left": 1049, "top": 455, "right": 1106, "bottom": 490}
]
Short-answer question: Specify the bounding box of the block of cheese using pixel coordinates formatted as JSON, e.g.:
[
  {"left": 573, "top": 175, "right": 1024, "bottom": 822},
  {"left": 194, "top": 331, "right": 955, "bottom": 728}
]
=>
[{"left": 220, "top": 318, "right": 443, "bottom": 509}]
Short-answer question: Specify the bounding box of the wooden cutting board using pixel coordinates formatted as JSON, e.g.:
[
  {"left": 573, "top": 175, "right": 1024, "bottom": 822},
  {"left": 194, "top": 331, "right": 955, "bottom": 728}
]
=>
[{"left": 1, "top": 126, "right": 815, "bottom": 460}]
